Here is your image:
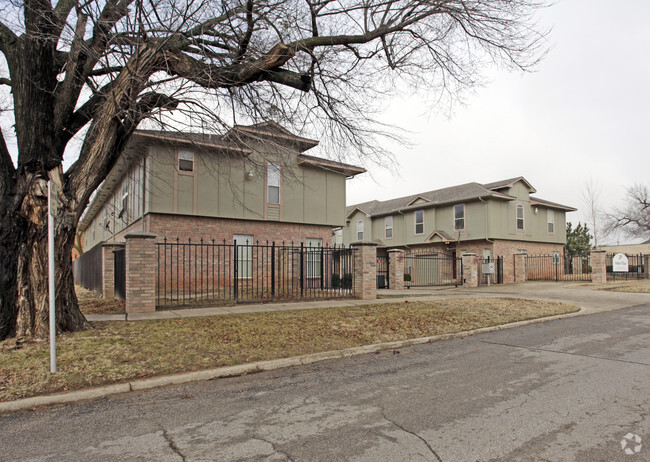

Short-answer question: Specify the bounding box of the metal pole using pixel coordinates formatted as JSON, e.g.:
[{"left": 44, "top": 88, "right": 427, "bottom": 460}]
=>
[{"left": 48, "top": 181, "right": 56, "bottom": 373}]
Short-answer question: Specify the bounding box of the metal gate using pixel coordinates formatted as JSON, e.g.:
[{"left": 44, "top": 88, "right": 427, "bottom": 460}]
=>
[
  {"left": 526, "top": 253, "right": 591, "bottom": 282},
  {"left": 114, "top": 247, "right": 126, "bottom": 300},
  {"left": 376, "top": 255, "right": 389, "bottom": 289},
  {"left": 403, "top": 251, "right": 462, "bottom": 287}
]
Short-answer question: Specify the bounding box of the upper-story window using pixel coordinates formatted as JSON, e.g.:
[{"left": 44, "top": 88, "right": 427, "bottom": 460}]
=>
[
  {"left": 547, "top": 209, "right": 555, "bottom": 233},
  {"left": 454, "top": 204, "right": 465, "bottom": 230},
  {"left": 516, "top": 204, "right": 525, "bottom": 230},
  {"left": 267, "top": 162, "right": 280, "bottom": 204},
  {"left": 385, "top": 216, "right": 393, "bottom": 239},
  {"left": 414, "top": 210, "right": 424, "bottom": 235},
  {"left": 178, "top": 149, "right": 194, "bottom": 172},
  {"left": 357, "top": 220, "right": 364, "bottom": 241}
]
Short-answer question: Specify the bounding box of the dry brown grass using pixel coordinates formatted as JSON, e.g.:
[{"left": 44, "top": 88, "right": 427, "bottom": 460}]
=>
[
  {"left": 602, "top": 279, "right": 650, "bottom": 294},
  {"left": 0, "top": 297, "right": 578, "bottom": 402},
  {"left": 76, "top": 286, "right": 125, "bottom": 315}
]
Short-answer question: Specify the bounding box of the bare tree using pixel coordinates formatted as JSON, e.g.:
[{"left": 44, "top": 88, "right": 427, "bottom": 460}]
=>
[
  {"left": 605, "top": 184, "right": 650, "bottom": 241},
  {"left": 581, "top": 176, "right": 603, "bottom": 247},
  {"left": 0, "top": 0, "right": 550, "bottom": 340}
]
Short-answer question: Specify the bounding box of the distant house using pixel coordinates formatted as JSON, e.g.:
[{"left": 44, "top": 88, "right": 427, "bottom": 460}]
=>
[
  {"left": 342, "top": 177, "right": 576, "bottom": 283},
  {"left": 596, "top": 240, "right": 650, "bottom": 255},
  {"left": 79, "top": 122, "right": 365, "bottom": 250}
]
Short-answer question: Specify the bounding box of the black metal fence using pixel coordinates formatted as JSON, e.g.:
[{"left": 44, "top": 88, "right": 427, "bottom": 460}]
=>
[
  {"left": 403, "top": 251, "right": 462, "bottom": 288},
  {"left": 114, "top": 247, "right": 126, "bottom": 300},
  {"left": 376, "top": 254, "right": 389, "bottom": 289},
  {"left": 606, "top": 253, "right": 648, "bottom": 281},
  {"left": 526, "top": 253, "right": 592, "bottom": 282},
  {"left": 72, "top": 242, "right": 103, "bottom": 294},
  {"left": 156, "top": 239, "right": 356, "bottom": 308},
  {"left": 478, "top": 256, "right": 503, "bottom": 285}
]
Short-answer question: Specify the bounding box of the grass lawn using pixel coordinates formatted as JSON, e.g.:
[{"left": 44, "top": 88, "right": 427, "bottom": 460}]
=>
[
  {"left": 601, "top": 279, "right": 650, "bottom": 294},
  {"left": 0, "top": 296, "right": 578, "bottom": 403}
]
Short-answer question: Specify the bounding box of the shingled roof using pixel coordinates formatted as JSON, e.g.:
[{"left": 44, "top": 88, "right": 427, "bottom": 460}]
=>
[{"left": 346, "top": 177, "right": 575, "bottom": 217}]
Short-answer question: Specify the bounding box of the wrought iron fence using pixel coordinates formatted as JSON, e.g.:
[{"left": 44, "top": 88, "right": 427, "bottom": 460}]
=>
[
  {"left": 525, "top": 254, "right": 592, "bottom": 282},
  {"left": 478, "top": 256, "right": 503, "bottom": 285},
  {"left": 376, "top": 254, "right": 389, "bottom": 289},
  {"left": 606, "top": 253, "right": 648, "bottom": 281},
  {"left": 72, "top": 242, "right": 103, "bottom": 294},
  {"left": 156, "top": 238, "right": 356, "bottom": 308},
  {"left": 403, "top": 251, "right": 462, "bottom": 288}
]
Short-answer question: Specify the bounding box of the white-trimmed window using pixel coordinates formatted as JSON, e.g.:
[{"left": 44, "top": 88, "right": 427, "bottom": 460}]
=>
[
  {"left": 234, "top": 234, "right": 253, "bottom": 278},
  {"left": 414, "top": 210, "right": 424, "bottom": 235},
  {"left": 547, "top": 209, "right": 555, "bottom": 234},
  {"left": 385, "top": 216, "right": 393, "bottom": 239},
  {"left": 516, "top": 204, "right": 525, "bottom": 231},
  {"left": 267, "top": 162, "right": 280, "bottom": 204},
  {"left": 178, "top": 149, "right": 194, "bottom": 172},
  {"left": 334, "top": 228, "right": 343, "bottom": 245},
  {"left": 357, "top": 220, "right": 364, "bottom": 241},
  {"left": 454, "top": 204, "right": 465, "bottom": 230},
  {"left": 306, "top": 238, "right": 322, "bottom": 278}
]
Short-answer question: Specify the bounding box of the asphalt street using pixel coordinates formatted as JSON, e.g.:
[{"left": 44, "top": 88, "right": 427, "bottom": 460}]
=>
[{"left": 1, "top": 303, "right": 648, "bottom": 461}]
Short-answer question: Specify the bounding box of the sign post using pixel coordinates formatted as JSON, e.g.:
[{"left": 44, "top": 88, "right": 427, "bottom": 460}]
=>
[{"left": 48, "top": 181, "right": 57, "bottom": 373}]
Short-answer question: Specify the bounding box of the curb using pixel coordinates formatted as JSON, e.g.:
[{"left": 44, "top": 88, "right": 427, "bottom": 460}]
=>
[{"left": 0, "top": 308, "right": 583, "bottom": 415}]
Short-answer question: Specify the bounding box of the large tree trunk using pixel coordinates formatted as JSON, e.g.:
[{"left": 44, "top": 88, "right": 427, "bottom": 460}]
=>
[{"left": 0, "top": 173, "right": 89, "bottom": 341}]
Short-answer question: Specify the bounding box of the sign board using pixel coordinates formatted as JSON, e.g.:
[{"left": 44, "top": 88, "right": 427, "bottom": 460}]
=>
[
  {"left": 612, "top": 253, "right": 629, "bottom": 272},
  {"left": 482, "top": 262, "right": 495, "bottom": 274}
]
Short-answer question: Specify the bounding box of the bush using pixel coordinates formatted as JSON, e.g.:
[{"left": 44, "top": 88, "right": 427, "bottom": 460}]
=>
[
  {"left": 332, "top": 273, "right": 341, "bottom": 288},
  {"left": 342, "top": 273, "right": 353, "bottom": 289},
  {"left": 331, "top": 273, "right": 353, "bottom": 289},
  {"left": 404, "top": 273, "right": 412, "bottom": 282}
]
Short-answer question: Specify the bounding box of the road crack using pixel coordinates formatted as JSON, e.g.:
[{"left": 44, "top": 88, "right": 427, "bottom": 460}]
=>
[
  {"left": 380, "top": 410, "right": 442, "bottom": 462},
  {"left": 161, "top": 428, "right": 187, "bottom": 462},
  {"left": 256, "top": 437, "right": 295, "bottom": 461}
]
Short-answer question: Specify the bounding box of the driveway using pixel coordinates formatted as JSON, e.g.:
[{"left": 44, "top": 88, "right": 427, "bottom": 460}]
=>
[{"left": 1, "top": 301, "right": 648, "bottom": 461}]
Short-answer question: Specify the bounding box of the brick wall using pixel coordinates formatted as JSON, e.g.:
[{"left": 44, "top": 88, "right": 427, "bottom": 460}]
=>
[
  {"left": 353, "top": 243, "right": 377, "bottom": 300},
  {"left": 125, "top": 232, "right": 157, "bottom": 313}
]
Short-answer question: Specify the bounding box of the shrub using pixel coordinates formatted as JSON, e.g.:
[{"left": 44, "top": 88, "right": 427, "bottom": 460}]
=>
[{"left": 404, "top": 273, "right": 412, "bottom": 282}]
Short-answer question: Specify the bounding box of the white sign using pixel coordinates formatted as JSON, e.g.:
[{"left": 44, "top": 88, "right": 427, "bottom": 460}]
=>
[{"left": 612, "top": 253, "right": 629, "bottom": 272}]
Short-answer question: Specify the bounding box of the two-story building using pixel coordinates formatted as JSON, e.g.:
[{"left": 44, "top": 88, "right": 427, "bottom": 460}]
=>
[
  {"left": 342, "top": 177, "right": 576, "bottom": 283},
  {"left": 79, "top": 122, "right": 365, "bottom": 249}
]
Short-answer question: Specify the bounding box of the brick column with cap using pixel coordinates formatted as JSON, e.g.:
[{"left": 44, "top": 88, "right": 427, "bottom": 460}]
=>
[
  {"left": 591, "top": 250, "right": 607, "bottom": 285},
  {"left": 388, "top": 249, "right": 405, "bottom": 290},
  {"left": 462, "top": 253, "right": 478, "bottom": 288},
  {"left": 514, "top": 252, "right": 527, "bottom": 283},
  {"left": 101, "top": 242, "right": 124, "bottom": 299},
  {"left": 352, "top": 242, "right": 378, "bottom": 300},
  {"left": 125, "top": 232, "right": 158, "bottom": 314}
]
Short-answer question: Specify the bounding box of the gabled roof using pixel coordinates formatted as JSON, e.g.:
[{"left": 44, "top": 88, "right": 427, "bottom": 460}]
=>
[
  {"left": 426, "top": 230, "right": 456, "bottom": 243},
  {"left": 529, "top": 196, "right": 577, "bottom": 212},
  {"left": 346, "top": 181, "right": 515, "bottom": 217},
  {"left": 483, "top": 176, "right": 537, "bottom": 193},
  {"left": 298, "top": 154, "right": 366, "bottom": 177},
  {"left": 225, "top": 121, "right": 319, "bottom": 153},
  {"left": 346, "top": 176, "right": 575, "bottom": 218}
]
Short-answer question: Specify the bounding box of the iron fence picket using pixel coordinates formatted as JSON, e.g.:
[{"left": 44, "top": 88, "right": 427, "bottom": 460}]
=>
[{"left": 403, "top": 251, "right": 461, "bottom": 288}]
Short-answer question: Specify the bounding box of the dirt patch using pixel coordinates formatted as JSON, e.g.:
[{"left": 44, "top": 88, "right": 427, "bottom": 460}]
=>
[
  {"left": 0, "top": 297, "right": 578, "bottom": 402},
  {"left": 601, "top": 280, "right": 650, "bottom": 294}
]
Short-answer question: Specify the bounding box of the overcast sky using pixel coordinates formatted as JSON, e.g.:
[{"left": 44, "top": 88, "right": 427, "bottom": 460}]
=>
[{"left": 344, "top": 0, "right": 650, "bottom": 245}]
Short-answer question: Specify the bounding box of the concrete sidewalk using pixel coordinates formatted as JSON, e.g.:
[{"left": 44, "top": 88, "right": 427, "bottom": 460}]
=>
[{"left": 87, "top": 281, "right": 650, "bottom": 322}]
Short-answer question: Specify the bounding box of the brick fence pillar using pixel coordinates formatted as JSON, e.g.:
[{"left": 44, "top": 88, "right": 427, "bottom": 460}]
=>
[
  {"left": 101, "top": 243, "right": 124, "bottom": 299},
  {"left": 352, "top": 242, "right": 378, "bottom": 300},
  {"left": 125, "top": 232, "right": 158, "bottom": 314},
  {"left": 514, "top": 252, "right": 527, "bottom": 283},
  {"left": 462, "top": 253, "right": 478, "bottom": 288},
  {"left": 388, "top": 249, "right": 405, "bottom": 290},
  {"left": 591, "top": 250, "right": 607, "bottom": 285}
]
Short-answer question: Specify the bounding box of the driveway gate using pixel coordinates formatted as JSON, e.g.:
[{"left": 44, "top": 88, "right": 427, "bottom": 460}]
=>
[
  {"left": 376, "top": 254, "right": 389, "bottom": 289},
  {"left": 403, "top": 251, "right": 462, "bottom": 287}
]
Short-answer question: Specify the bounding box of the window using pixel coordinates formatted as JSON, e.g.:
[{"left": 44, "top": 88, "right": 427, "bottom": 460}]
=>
[
  {"left": 118, "top": 180, "right": 128, "bottom": 222},
  {"left": 516, "top": 204, "right": 524, "bottom": 230},
  {"left": 454, "top": 204, "right": 465, "bottom": 230},
  {"left": 357, "top": 220, "right": 364, "bottom": 241},
  {"left": 385, "top": 216, "right": 393, "bottom": 239},
  {"left": 414, "top": 210, "right": 424, "bottom": 235},
  {"left": 334, "top": 228, "right": 343, "bottom": 245},
  {"left": 178, "top": 149, "right": 194, "bottom": 172},
  {"left": 306, "top": 238, "right": 322, "bottom": 278},
  {"left": 267, "top": 162, "right": 280, "bottom": 204},
  {"left": 552, "top": 251, "right": 560, "bottom": 264},
  {"left": 547, "top": 209, "right": 555, "bottom": 233},
  {"left": 233, "top": 234, "right": 253, "bottom": 278}
]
